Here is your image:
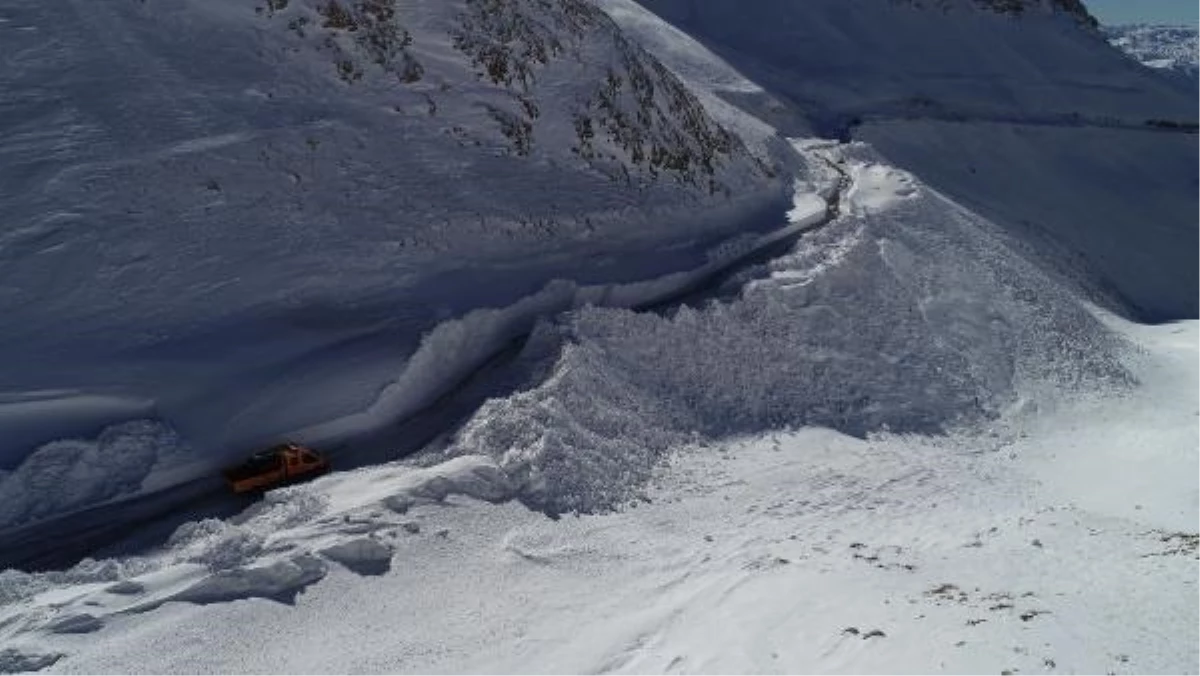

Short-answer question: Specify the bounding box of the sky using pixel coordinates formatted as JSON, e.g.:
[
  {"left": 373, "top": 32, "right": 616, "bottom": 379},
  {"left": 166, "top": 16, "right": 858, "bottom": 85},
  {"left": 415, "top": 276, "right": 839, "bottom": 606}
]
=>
[{"left": 1085, "top": 0, "right": 1199, "bottom": 26}]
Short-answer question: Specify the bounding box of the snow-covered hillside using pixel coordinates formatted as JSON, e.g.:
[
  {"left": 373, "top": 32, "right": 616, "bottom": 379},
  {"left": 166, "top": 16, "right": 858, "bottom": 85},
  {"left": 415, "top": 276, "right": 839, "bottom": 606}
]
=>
[
  {"left": 0, "top": 0, "right": 1195, "bottom": 672},
  {"left": 632, "top": 0, "right": 1200, "bottom": 321},
  {"left": 0, "top": 0, "right": 794, "bottom": 526},
  {"left": 1, "top": 142, "right": 1194, "bottom": 675},
  {"left": 1106, "top": 24, "right": 1200, "bottom": 80}
]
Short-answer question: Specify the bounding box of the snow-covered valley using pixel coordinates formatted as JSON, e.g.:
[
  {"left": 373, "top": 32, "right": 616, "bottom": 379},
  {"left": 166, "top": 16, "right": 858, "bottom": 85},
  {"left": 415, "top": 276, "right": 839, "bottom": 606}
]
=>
[{"left": 0, "top": 0, "right": 1196, "bottom": 673}]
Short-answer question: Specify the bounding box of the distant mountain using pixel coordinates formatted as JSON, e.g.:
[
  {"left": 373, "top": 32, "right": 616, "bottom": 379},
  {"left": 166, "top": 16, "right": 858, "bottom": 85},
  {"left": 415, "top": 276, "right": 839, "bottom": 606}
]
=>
[{"left": 1105, "top": 24, "right": 1199, "bottom": 79}]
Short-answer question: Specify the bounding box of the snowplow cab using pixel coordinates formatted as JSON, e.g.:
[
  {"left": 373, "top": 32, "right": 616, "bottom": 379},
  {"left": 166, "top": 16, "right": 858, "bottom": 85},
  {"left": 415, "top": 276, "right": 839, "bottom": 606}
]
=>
[{"left": 222, "top": 442, "right": 330, "bottom": 494}]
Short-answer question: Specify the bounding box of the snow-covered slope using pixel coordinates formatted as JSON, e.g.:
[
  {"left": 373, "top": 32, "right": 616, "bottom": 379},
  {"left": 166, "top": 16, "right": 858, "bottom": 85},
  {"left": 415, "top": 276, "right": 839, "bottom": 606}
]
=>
[
  {"left": 2, "top": 0, "right": 1190, "bottom": 662},
  {"left": 0, "top": 0, "right": 792, "bottom": 524},
  {"left": 631, "top": 0, "right": 1200, "bottom": 321},
  {"left": 1106, "top": 24, "right": 1200, "bottom": 80},
  {"left": 632, "top": 0, "right": 1185, "bottom": 124},
  {"left": 1, "top": 143, "right": 1193, "bottom": 675}
]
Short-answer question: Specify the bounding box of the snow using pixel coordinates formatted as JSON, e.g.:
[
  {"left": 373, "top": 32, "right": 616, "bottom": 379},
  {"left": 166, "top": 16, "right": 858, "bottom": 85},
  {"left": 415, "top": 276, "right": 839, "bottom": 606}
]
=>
[
  {"left": 7, "top": 307, "right": 1192, "bottom": 673},
  {"left": 634, "top": 0, "right": 1194, "bottom": 126},
  {"left": 445, "top": 141, "right": 1128, "bottom": 514},
  {"left": 319, "top": 539, "right": 394, "bottom": 576},
  {"left": 0, "top": 140, "right": 1191, "bottom": 673},
  {"left": 859, "top": 119, "right": 1200, "bottom": 321},
  {"left": 0, "top": 0, "right": 795, "bottom": 528},
  {"left": 0, "top": 1, "right": 1194, "bottom": 671},
  {"left": 0, "top": 421, "right": 191, "bottom": 530},
  {"left": 631, "top": 0, "right": 1200, "bottom": 321},
  {"left": 1105, "top": 24, "right": 1200, "bottom": 80},
  {"left": 843, "top": 163, "right": 919, "bottom": 215},
  {"left": 1019, "top": 313, "right": 1199, "bottom": 532}
]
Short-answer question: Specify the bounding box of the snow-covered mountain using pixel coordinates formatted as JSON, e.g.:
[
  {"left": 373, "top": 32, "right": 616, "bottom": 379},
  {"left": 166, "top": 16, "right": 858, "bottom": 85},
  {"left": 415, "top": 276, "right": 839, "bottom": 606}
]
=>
[
  {"left": 0, "top": 0, "right": 1196, "bottom": 673},
  {"left": 0, "top": 0, "right": 795, "bottom": 522},
  {"left": 1106, "top": 24, "right": 1200, "bottom": 79},
  {"left": 633, "top": 0, "right": 1199, "bottom": 322}
]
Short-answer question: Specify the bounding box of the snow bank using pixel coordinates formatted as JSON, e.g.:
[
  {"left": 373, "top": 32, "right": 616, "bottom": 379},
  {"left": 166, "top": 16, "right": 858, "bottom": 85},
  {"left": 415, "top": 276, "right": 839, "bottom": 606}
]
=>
[
  {"left": 0, "top": 455, "right": 521, "bottom": 652},
  {"left": 843, "top": 163, "right": 919, "bottom": 215},
  {"left": 295, "top": 180, "right": 827, "bottom": 449},
  {"left": 450, "top": 144, "right": 1129, "bottom": 514},
  {"left": 31, "top": 315, "right": 1197, "bottom": 673},
  {"left": 0, "top": 421, "right": 191, "bottom": 530}
]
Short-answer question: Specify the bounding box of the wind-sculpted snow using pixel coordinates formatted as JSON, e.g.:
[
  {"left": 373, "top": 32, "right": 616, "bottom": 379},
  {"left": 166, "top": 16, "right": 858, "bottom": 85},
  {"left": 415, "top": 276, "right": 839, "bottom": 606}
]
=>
[{"left": 451, "top": 145, "right": 1129, "bottom": 515}]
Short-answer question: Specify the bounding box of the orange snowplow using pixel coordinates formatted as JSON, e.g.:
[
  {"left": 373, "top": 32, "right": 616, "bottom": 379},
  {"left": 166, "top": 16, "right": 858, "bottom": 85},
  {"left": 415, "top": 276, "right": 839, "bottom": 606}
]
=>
[{"left": 222, "top": 442, "right": 330, "bottom": 494}]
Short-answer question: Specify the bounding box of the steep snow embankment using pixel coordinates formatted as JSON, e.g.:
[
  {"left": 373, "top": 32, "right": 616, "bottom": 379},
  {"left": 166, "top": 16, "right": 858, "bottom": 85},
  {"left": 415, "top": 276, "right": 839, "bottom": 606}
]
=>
[
  {"left": 0, "top": 144, "right": 1193, "bottom": 675},
  {"left": 631, "top": 0, "right": 1200, "bottom": 321},
  {"left": 0, "top": 0, "right": 793, "bottom": 528}
]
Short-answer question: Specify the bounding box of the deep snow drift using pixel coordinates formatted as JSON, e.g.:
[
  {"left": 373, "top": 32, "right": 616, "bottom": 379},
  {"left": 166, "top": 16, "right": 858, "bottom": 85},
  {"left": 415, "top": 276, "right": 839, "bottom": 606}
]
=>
[
  {"left": 630, "top": 0, "right": 1200, "bottom": 321},
  {"left": 0, "top": 0, "right": 797, "bottom": 528}
]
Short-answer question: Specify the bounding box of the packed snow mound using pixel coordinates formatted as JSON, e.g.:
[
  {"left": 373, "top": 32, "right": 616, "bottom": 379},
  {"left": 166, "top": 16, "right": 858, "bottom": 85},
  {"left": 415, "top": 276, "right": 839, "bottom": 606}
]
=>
[
  {"left": 1106, "top": 24, "right": 1200, "bottom": 80},
  {"left": 449, "top": 143, "right": 1129, "bottom": 515},
  {"left": 0, "top": 0, "right": 791, "bottom": 515},
  {"left": 0, "top": 421, "right": 190, "bottom": 530}
]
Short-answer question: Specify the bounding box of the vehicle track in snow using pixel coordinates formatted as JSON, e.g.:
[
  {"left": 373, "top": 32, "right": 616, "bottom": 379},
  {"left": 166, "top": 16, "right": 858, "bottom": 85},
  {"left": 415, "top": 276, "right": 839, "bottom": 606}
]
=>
[{"left": 0, "top": 145, "right": 857, "bottom": 573}]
